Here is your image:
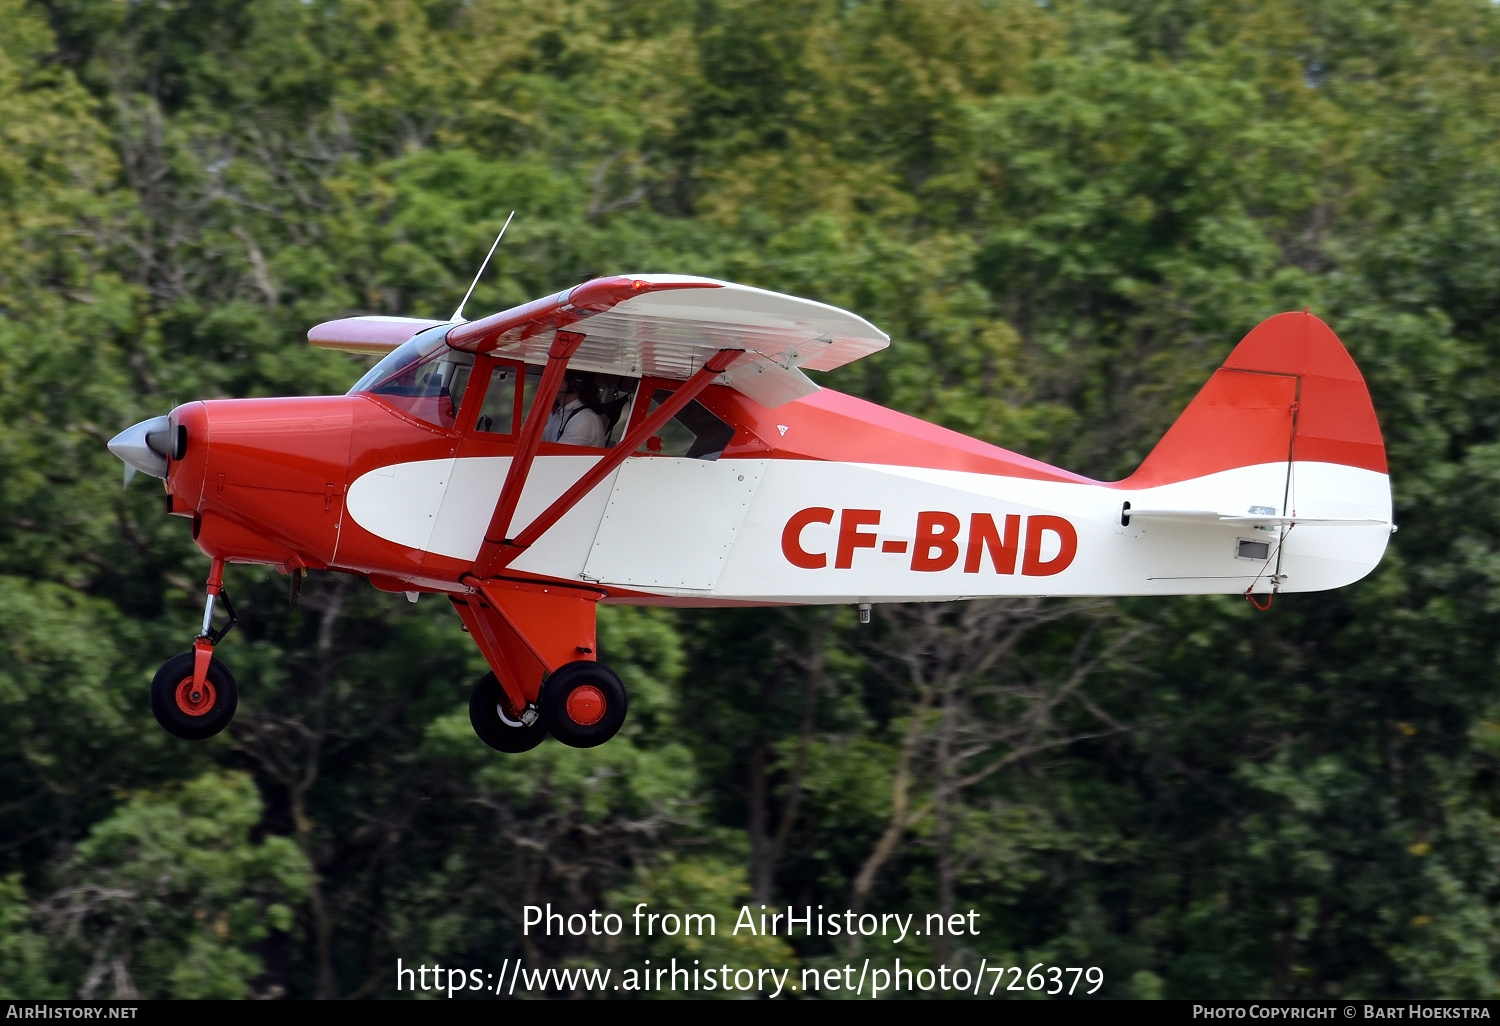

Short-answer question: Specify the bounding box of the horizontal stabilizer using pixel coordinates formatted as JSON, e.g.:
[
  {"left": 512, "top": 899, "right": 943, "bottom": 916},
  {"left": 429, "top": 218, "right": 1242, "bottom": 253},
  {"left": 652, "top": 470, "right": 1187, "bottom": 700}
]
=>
[{"left": 1126, "top": 507, "right": 1389, "bottom": 528}]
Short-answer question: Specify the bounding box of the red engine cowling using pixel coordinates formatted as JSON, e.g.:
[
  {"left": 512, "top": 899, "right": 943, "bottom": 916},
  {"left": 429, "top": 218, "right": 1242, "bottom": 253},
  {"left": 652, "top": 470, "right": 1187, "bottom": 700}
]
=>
[{"left": 169, "top": 396, "right": 356, "bottom": 570}]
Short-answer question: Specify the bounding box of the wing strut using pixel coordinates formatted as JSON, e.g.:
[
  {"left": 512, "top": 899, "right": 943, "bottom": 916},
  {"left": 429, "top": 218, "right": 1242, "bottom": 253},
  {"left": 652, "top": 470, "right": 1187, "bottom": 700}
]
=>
[
  {"left": 472, "top": 348, "right": 742, "bottom": 577},
  {"left": 478, "top": 329, "right": 587, "bottom": 556}
]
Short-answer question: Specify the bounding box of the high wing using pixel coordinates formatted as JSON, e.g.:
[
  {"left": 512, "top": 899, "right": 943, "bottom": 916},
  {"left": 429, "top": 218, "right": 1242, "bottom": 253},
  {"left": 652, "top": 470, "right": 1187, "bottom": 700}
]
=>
[{"left": 308, "top": 274, "right": 891, "bottom": 408}]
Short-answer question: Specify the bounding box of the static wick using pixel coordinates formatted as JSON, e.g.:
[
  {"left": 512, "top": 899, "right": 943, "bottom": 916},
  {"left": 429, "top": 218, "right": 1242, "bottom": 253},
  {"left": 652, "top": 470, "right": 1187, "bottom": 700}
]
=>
[{"left": 451, "top": 210, "right": 516, "bottom": 322}]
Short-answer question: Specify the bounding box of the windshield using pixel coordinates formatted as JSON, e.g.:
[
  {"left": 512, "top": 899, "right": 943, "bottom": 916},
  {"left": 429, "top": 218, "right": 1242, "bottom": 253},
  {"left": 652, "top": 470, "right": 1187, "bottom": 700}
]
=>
[
  {"left": 349, "top": 324, "right": 473, "bottom": 430},
  {"left": 349, "top": 324, "right": 451, "bottom": 393}
]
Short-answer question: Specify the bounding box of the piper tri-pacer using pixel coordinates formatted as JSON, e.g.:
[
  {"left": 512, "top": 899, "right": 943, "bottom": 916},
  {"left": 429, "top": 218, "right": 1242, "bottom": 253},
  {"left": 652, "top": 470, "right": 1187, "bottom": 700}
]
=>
[{"left": 108, "top": 275, "right": 1392, "bottom": 751}]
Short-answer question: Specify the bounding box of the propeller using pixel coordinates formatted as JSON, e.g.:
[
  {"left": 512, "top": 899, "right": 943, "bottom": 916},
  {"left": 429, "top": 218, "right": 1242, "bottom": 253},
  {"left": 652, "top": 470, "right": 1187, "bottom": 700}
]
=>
[{"left": 108, "top": 415, "right": 173, "bottom": 485}]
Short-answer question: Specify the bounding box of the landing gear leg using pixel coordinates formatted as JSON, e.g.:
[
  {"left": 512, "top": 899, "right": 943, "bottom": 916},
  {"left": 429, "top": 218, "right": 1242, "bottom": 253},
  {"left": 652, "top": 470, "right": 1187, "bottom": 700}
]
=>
[{"left": 150, "top": 558, "right": 239, "bottom": 740}]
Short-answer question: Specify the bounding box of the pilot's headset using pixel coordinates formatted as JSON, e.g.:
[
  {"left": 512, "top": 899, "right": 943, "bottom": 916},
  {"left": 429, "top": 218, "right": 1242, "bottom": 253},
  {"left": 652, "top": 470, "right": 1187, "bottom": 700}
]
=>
[{"left": 563, "top": 370, "right": 599, "bottom": 408}]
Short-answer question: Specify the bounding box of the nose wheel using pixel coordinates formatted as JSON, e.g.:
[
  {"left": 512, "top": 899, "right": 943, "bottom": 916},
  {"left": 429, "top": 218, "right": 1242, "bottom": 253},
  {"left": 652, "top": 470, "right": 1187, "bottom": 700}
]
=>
[
  {"left": 152, "top": 557, "right": 239, "bottom": 740},
  {"left": 151, "top": 650, "right": 238, "bottom": 740}
]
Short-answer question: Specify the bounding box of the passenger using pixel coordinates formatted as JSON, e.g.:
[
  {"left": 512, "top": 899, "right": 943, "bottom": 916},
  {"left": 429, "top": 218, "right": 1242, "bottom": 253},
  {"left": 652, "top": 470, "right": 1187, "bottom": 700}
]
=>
[{"left": 542, "top": 371, "right": 607, "bottom": 447}]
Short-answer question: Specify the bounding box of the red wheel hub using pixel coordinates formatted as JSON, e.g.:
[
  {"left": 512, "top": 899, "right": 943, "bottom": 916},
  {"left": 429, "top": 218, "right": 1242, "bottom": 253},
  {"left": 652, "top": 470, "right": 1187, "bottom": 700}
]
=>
[
  {"left": 175, "top": 677, "right": 217, "bottom": 717},
  {"left": 565, "top": 685, "right": 606, "bottom": 726}
]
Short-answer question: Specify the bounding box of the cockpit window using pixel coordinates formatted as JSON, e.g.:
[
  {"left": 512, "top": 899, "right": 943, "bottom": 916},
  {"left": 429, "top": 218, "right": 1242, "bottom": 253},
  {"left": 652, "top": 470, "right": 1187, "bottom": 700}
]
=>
[{"left": 350, "top": 326, "right": 474, "bottom": 430}]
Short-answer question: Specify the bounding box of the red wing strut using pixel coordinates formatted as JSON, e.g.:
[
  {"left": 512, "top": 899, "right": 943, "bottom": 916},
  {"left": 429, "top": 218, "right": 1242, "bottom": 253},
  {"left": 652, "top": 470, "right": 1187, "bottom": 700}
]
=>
[
  {"left": 481, "top": 328, "right": 587, "bottom": 550},
  {"left": 470, "top": 349, "right": 743, "bottom": 578}
]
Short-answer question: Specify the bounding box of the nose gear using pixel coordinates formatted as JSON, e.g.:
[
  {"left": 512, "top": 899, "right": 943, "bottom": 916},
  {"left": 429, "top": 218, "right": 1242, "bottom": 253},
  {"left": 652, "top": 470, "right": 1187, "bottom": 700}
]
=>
[{"left": 150, "top": 557, "right": 240, "bottom": 741}]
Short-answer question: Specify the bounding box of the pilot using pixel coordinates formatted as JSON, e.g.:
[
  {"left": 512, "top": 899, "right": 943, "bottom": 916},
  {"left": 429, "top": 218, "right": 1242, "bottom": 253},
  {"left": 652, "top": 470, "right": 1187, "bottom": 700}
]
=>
[{"left": 542, "top": 370, "right": 608, "bottom": 447}]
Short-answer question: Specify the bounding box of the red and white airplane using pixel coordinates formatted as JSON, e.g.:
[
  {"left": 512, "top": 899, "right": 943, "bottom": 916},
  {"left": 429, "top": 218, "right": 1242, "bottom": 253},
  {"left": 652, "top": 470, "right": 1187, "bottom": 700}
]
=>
[{"left": 108, "top": 275, "right": 1392, "bottom": 751}]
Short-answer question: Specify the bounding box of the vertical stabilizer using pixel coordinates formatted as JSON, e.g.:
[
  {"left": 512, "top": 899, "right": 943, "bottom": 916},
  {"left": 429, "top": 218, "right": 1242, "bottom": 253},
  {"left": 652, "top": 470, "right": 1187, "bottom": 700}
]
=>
[{"left": 1120, "top": 312, "right": 1391, "bottom": 594}]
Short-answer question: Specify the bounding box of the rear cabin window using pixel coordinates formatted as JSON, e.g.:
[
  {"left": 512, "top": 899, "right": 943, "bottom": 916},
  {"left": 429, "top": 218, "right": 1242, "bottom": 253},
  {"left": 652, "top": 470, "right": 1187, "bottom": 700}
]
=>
[{"left": 639, "top": 388, "right": 734, "bottom": 460}]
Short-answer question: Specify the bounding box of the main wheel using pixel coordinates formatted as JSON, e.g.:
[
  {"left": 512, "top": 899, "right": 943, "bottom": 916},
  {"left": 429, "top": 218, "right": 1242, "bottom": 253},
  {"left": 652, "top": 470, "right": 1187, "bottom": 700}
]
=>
[
  {"left": 150, "top": 652, "right": 238, "bottom": 740},
  {"left": 469, "top": 672, "right": 549, "bottom": 753},
  {"left": 542, "top": 661, "right": 627, "bottom": 749}
]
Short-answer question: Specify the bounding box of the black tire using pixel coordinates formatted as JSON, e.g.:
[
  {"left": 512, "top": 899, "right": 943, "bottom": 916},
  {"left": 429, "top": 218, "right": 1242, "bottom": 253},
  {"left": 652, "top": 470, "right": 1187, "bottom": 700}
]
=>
[
  {"left": 542, "top": 661, "right": 627, "bottom": 749},
  {"left": 469, "top": 672, "right": 549, "bottom": 753},
  {"left": 150, "top": 651, "right": 238, "bottom": 741}
]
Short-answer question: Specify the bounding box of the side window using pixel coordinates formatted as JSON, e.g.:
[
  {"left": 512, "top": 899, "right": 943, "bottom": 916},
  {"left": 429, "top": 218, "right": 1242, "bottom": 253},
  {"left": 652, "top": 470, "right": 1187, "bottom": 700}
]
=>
[
  {"left": 639, "top": 388, "right": 734, "bottom": 460},
  {"left": 517, "top": 366, "right": 640, "bottom": 448},
  {"left": 473, "top": 362, "right": 519, "bottom": 435}
]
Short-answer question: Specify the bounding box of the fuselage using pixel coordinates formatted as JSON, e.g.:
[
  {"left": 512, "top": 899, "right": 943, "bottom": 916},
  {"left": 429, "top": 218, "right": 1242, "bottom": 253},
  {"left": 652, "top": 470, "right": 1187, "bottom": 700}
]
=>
[{"left": 162, "top": 374, "right": 1390, "bottom": 605}]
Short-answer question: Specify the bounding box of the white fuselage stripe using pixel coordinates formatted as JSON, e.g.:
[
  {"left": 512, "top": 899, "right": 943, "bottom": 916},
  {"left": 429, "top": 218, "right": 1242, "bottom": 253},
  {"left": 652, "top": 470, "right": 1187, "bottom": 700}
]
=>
[{"left": 344, "top": 456, "right": 1391, "bottom": 600}]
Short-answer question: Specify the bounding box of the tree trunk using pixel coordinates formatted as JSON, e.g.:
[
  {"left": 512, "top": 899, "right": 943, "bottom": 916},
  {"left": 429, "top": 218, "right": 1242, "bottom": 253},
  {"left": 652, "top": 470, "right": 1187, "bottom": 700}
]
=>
[
  {"left": 933, "top": 672, "right": 957, "bottom": 966},
  {"left": 747, "top": 740, "right": 772, "bottom": 904}
]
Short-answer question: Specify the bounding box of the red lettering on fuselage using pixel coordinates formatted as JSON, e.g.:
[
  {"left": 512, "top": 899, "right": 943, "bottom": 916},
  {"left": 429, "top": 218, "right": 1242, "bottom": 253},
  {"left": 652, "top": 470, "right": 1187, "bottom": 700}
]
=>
[
  {"left": 912, "top": 511, "right": 961, "bottom": 572},
  {"left": 966, "top": 513, "right": 1021, "bottom": 574},
  {"left": 781, "top": 507, "right": 835, "bottom": 568},
  {"left": 835, "top": 509, "right": 881, "bottom": 569},
  {"left": 781, "top": 508, "right": 1077, "bottom": 577},
  {"left": 1020, "top": 514, "right": 1077, "bottom": 576}
]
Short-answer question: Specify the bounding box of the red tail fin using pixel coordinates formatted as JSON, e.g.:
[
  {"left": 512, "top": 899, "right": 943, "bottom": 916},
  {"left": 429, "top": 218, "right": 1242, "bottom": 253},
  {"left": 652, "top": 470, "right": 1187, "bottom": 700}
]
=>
[{"left": 1123, "top": 312, "right": 1386, "bottom": 488}]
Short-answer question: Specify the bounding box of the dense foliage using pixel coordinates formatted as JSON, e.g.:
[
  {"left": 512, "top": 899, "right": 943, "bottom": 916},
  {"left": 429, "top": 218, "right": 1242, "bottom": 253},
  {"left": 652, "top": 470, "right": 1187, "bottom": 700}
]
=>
[{"left": 2, "top": 0, "right": 1499, "bottom": 1000}]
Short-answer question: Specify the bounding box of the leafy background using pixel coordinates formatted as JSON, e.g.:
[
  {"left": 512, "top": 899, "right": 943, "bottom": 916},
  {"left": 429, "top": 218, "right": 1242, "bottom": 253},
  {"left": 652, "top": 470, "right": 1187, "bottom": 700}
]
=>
[{"left": 1, "top": 0, "right": 1498, "bottom": 1000}]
